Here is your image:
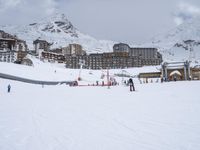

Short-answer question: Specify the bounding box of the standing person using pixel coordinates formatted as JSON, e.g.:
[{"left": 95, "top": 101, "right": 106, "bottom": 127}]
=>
[
  {"left": 102, "top": 81, "right": 104, "bottom": 86},
  {"left": 128, "top": 78, "right": 135, "bottom": 92},
  {"left": 161, "top": 77, "right": 164, "bottom": 83},
  {"left": 174, "top": 75, "right": 177, "bottom": 82},
  {"left": 7, "top": 84, "right": 11, "bottom": 93}
]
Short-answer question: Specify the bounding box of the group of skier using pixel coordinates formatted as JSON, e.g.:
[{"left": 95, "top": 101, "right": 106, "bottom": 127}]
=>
[{"left": 5, "top": 79, "right": 134, "bottom": 93}]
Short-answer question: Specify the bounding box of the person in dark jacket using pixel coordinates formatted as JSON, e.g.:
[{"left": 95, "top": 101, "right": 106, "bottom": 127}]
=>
[
  {"left": 128, "top": 78, "right": 135, "bottom": 92},
  {"left": 7, "top": 84, "right": 11, "bottom": 93}
]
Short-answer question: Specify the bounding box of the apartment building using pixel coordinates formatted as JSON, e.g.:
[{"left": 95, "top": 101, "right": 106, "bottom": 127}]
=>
[
  {"left": 65, "top": 43, "right": 163, "bottom": 69},
  {"left": 0, "top": 30, "right": 27, "bottom": 63},
  {"left": 63, "top": 43, "right": 86, "bottom": 56}
]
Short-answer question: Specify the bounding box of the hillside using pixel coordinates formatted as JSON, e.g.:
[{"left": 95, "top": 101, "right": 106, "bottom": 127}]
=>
[
  {"left": 0, "top": 13, "right": 114, "bottom": 53},
  {"left": 149, "top": 17, "right": 200, "bottom": 63}
]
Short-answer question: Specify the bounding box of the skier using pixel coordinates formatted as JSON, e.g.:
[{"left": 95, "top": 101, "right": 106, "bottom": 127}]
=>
[
  {"left": 7, "top": 84, "right": 11, "bottom": 93},
  {"left": 161, "top": 77, "right": 164, "bottom": 83},
  {"left": 102, "top": 81, "right": 104, "bottom": 86},
  {"left": 128, "top": 78, "right": 135, "bottom": 92},
  {"left": 174, "top": 75, "right": 177, "bottom": 82}
]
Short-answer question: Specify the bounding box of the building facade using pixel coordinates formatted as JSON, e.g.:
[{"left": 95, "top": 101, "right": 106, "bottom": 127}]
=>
[
  {"left": 65, "top": 52, "right": 143, "bottom": 69},
  {"left": 0, "top": 51, "right": 16, "bottom": 62},
  {"left": 0, "top": 30, "right": 27, "bottom": 63},
  {"left": 129, "top": 47, "right": 162, "bottom": 65},
  {"left": 63, "top": 43, "right": 86, "bottom": 56},
  {"left": 113, "top": 43, "right": 130, "bottom": 53},
  {"left": 41, "top": 51, "right": 65, "bottom": 63},
  {"left": 65, "top": 43, "right": 163, "bottom": 69},
  {"left": 33, "top": 39, "right": 52, "bottom": 57},
  {"left": 39, "top": 43, "right": 86, "bottom": 64}
]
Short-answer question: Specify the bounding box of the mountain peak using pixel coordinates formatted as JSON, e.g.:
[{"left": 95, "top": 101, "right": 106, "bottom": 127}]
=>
[
  {"left": 45, "top": 12, "right": 69, "bottom": 22},
  {"left": 0, "top": 13, "right": 114, "bottom": 52},
  {"left": 152, "top": 16, "right": 200, "bottom": 45},
  {"left": 149, "top": 16, "right": 200, "bottom": 62},
  {"left": 28, "top": 13, "right": 78, "bottom": 37}
]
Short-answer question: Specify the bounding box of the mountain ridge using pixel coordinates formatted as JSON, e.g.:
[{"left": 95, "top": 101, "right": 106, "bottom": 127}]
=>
[
  {"left": 146, "top": 16, "right": 200, "bottom": 63},
  {"left": 0, "top": 13, "right": 114, "bottom": 53}
]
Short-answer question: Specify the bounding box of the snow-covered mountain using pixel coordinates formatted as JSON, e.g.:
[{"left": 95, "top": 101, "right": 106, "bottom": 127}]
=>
[
  {"left": 0, "top": 13, "right": 114, "bottom": 53},
  {"left": 1, "top": 13, "right": 200, "bottom": 63},
  {"left": 149, "top": 17, "right": 200, "bottom": 63}
]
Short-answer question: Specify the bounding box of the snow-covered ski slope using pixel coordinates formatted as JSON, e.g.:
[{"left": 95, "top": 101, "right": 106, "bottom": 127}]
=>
[
  {"left": 0, "top": 60, "right": 160, "bottom": 85},
  {"left": 0, "top": 61, "right": 200, "bottom": 150},
  {"left": 1, "top": 78, "right": 200, "bottom": 150}
]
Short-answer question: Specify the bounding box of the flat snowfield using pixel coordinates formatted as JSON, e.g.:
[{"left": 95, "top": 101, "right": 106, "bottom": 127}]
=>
[{"left": 0, "top": 79, "right": 200, "bottom": 150}]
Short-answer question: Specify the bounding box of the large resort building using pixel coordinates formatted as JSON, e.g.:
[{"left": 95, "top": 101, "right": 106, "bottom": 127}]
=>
[
  {"left": 34, "top": 41, "right": 163, "bottom": 69},
  {"left": 65, "top": 43, "right": 163, "bottom": 69}
]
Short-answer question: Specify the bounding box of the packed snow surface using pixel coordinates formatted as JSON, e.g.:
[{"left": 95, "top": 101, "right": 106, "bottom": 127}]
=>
[
  {"left": 0, "top": 60, "right": 160, "bottom": 83},
  {"left": 0, "top": 62, "right": 200, "bottom": 150}
]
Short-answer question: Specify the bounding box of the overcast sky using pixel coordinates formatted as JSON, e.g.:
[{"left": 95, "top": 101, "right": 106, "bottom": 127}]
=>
[{"left": 1, "top": 0, "right": 200, "bottom": 44}]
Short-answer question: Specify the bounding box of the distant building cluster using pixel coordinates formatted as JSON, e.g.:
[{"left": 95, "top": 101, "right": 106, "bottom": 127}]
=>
[
  {"left": 65, "top": 43, "right": 162, "bottom": 69},
  {"left": 0, "top": 30, "right": 163, "bottom": 69},
  {"left": 0, "top": 30, "right": 27, "bottom": 63}
]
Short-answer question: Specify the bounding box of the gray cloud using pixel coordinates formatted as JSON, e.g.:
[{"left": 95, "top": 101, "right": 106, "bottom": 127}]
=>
[
  {"left": 0, "top": 0, "right": 22, "bottom": 12},
  {"left": 173, "top": 2, "right": 200, "bottom": 25},
  {"left": 1, "top": 0, "right": 200, "bottom": 44},
  {"left": 60, "top": 0, "right": 176, "bottom": 43},
  {"left": 0, "top": 0, "right": 58, "bottom": 24}
]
